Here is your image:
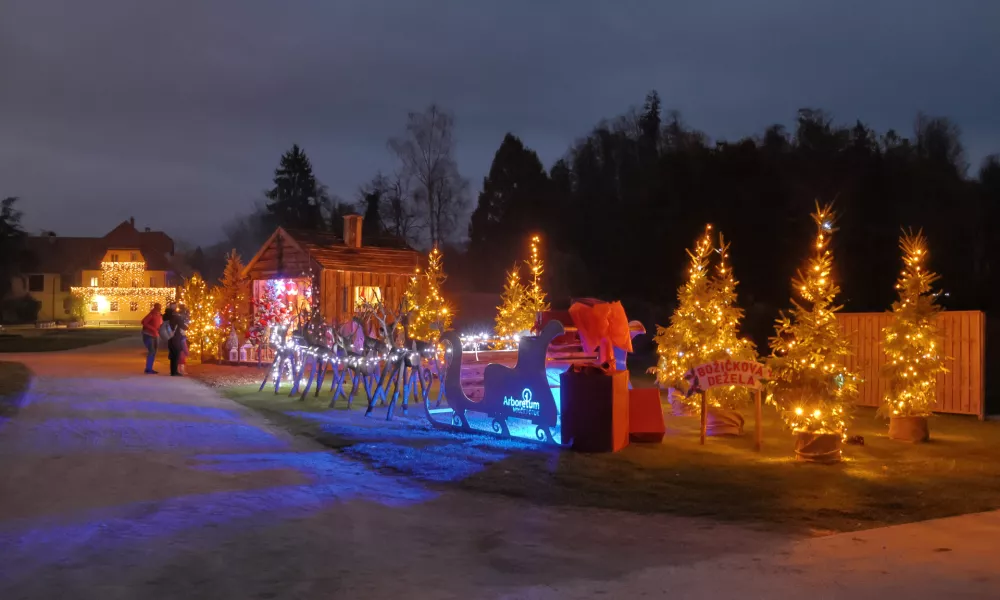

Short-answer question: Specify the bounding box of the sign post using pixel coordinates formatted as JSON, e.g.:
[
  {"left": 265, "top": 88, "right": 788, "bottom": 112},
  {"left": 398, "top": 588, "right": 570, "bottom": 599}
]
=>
[
  {"left": 700, "top": 392, "right": 708, "bottom": 446},
  {"left": 755, "top": 388, "right": 763, "bottom": 452},
  {"left": 684, "top": 359, "right": 772, "bottom": 451}
]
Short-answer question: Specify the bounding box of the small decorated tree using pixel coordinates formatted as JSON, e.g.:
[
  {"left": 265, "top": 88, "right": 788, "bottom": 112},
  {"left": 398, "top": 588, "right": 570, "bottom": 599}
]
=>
[
  {"left": 247, "top": 281, "right": 291, "bottom": 349},
  {"left": 217, "top": 250, "right": 251, "bottom": 342},
  {"left": 495, "top": 264, "right": 533, "bottom": 345},
  {"left": 405, "top": 246, "right": 453, "bottom": 341},
  {"left": 880, "top": 230, "right": 947, "bottom": 440},
  {"left": 180, "top": 272, "right": 223, "bottom": 362},
  {"left": 522, "top": 235, "right": 550, "bottom": 318},
  {"left": 650, "top": 226, "right": 756, "bottom": 419},
  {"left": 768, "top": 202, "right": 859, "bottom": 459}
]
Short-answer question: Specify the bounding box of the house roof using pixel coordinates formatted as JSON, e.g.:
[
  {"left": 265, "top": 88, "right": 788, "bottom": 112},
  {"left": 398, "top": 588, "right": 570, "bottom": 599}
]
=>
[
  {"left": 21, "top": 220, "right": 177, "bottom": 275},
  {"left": 245, "top": 227, "right": 421, "bottom": 277}
]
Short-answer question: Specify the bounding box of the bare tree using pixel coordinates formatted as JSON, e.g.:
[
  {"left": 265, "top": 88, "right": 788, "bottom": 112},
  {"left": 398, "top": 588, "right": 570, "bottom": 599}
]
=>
[
  {"left": 388, "top": 104, "right": 469, "bottom": 246},
  {"left": 381, "top": 171, "right": 422, "bottom": 244}
]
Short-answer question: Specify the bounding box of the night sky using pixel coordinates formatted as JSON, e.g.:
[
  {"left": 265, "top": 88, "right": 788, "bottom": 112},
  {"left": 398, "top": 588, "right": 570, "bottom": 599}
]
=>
[{"left": 2, "top": 1, "right": 998, "bottom": 246}]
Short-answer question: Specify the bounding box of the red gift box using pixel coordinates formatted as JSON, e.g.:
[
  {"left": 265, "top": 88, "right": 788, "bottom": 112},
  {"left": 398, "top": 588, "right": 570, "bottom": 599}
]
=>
[
  {"left": 560, "top": 370, "right": 629, "bottom": 452},
  {"left": 628, "top": 387, "right": 665, "bottom": 443}
]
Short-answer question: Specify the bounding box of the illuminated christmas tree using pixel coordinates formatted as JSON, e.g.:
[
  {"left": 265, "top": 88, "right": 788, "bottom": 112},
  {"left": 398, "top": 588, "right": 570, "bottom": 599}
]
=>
[
  {"left": 523, "top": 235, "right": 550, "bottom": 317},
  {"left": 767, "top": 202, "right": 859, "bottom": 434},
  {"left": 247, "top": 281, "right": 291, "bottom": 348},
  {"left": 405, "top": 246, "right": 453, "bottom": 341},
  {"left": 880, "top": 230, "right": 947, "bottom": 418},
  {"left": 495, "top": 264, "right": 533, "bottom": 345},
  {"left": 650, "top": 226, "right": 756, "bottom": 412},
  {"left": 179, "top": 272, "right": 223, "bottom": 362},
  {"left": 217, "top": 249, "right": 251, "bottom": 342}
]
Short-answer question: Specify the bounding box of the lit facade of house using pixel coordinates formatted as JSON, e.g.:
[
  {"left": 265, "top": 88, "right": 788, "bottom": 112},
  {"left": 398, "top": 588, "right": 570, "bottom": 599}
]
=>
[{"left": 11, "top": 218, "right": 178, "bottom": 323}]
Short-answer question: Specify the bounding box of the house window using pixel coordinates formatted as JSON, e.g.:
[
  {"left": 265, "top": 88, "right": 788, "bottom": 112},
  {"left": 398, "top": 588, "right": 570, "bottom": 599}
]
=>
[
  {"left": 129, "top": 301, "right": 139, "bottom": 312},
  {"left": 149, "top": 276, "right": 156, "bottom": 287},
  {"left": 130, "top": 252, "right": 138, "bottom": 261},
  {"left": 60, "top": 275, "right": 72, "bottom": 292},
  {"left": 354, "top": 286, "right": 382, "bottom": 307},
  {"left": 90, "top": 276, "right": 99, "bottom": 287},
  {"left": 90, "top": 302, "right": 99, "bottom": 312},
  {"left": 110, "top": 275, "right": 119, "bottom": 287},
  {"left": 27, "top": 274, "right": 44, "bottom": 292},
  {"left": 110, "top": 253, "right": 119, "bottom": 262},
  {"left": 110, "top": 301, "right": 119, "bottom": 312},
  {"left": 132, "top": 278, "right": 139, "bottom": 287}
]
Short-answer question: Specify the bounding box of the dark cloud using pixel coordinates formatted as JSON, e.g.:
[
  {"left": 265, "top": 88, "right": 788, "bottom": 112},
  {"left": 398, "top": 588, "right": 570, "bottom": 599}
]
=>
[{"left": 2, "top": 0, "right": 998, "bottom": 244}]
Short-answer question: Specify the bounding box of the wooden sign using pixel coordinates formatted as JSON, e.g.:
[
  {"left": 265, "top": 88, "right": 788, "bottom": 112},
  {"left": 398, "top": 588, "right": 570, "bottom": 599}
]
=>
[
  {"left": 684, "top": 359, "right": 772, "bottom": 452},
  {"left": 684, "top": 359, "right": 771, "bottom": 394}
]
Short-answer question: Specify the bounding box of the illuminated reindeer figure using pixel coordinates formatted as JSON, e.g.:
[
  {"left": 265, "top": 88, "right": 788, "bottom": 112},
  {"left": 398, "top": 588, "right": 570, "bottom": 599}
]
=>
[
  {"left": 257, "top": 324, "right": 298, "bottom": 394},
  {"left": 364, "top": 299, "right": 429, "bottom": 420}
]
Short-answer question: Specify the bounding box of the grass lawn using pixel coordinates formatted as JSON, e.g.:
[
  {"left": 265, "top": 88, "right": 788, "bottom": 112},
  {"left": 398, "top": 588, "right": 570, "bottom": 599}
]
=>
[
  {"left": 0, "top": 361, "right": 32, "bottom": 418},
  {"left": 0, "top": 326, "right": 137, "bottom": 353},
  {"left": 192, "top": 363, "right": 1000, "bottom": 535}
]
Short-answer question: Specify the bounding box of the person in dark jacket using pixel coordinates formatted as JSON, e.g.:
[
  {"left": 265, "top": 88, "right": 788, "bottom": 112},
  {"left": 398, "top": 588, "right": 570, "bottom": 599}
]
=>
[{"left": 163, "top": 303, "right": 186, "bottom": 376}]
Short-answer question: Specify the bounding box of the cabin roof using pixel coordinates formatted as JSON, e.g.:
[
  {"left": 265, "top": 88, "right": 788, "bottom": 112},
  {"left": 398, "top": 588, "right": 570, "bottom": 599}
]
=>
[{"left": 244, "top": 227, "right": 421, "bottom": 277}]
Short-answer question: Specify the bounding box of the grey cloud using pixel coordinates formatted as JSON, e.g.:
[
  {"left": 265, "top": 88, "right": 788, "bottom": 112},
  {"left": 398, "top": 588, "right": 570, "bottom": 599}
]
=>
[{"left": 1, "top": 0, "right": 998, "bottom": 244}]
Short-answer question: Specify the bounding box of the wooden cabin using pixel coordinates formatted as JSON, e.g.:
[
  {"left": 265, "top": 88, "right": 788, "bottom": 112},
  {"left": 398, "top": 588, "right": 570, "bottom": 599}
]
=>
[{"left": 243, "top": 216, "right": 421, "bottom": 324}]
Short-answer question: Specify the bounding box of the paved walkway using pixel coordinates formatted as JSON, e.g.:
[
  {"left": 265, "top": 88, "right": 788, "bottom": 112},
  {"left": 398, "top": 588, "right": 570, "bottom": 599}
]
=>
[{"left": 0, "top": 339, "right": 998, "bottom": 599}]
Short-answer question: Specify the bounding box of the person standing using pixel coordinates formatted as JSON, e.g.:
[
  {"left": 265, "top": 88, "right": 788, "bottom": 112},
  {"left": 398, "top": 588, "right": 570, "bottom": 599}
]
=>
[
  {"left": 167, "top": 304, "right": 188, "bottom": 377},
  {"left": 140, "top": 303, "right": 163, "bottom": 374}
]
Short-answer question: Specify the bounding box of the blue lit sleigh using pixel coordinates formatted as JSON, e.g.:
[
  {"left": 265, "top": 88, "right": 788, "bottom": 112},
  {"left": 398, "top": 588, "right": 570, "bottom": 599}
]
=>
[{"left": 425, "top": 318, "right": 644, "bottom": 445}]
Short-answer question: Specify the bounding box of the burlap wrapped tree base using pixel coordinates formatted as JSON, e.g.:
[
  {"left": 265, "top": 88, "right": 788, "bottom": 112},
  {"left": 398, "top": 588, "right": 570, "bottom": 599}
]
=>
[
  {"left": 794, "top": 431, "right": 842, "bottom": 463},
  {"left": 888, "top": 416, "right": 930, "bottom": 443},
  {"left": 706, "top": 408, "right": 744, "bottom": 436}
]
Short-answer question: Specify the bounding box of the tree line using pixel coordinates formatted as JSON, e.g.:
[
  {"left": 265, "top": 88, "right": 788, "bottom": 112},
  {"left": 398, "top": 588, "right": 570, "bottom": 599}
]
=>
[{"left": 4, "top": 93, "right": 997, "bottom": 351}]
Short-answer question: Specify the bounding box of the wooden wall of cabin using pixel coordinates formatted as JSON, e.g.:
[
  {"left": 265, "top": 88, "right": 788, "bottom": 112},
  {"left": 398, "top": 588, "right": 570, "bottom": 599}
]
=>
[
  {"left": 245, "top": 233, "right": 313, "bottom": 279},
  {"left": 319, "top": 270, "right": 412, "bottom": 324}
]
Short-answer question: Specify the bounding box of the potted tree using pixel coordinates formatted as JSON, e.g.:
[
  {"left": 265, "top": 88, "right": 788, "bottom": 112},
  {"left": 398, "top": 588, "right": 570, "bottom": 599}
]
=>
[
  {"left": 649, "top": 226, "right": 757, "bottom": 435},
  {"left": 768, "top": 203, "right": 860, "bottom": 463},
  {"left": 879, "top": 230, "right": 947, "bottom": 442}
]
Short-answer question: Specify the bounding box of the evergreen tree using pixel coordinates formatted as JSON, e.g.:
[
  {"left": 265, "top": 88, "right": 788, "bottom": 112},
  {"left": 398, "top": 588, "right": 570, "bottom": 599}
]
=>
[
  {"left": 494, "top": 265, "right": 532, "bottom": 345},
  {"left": 265, "top": 144, "right": 327, "bottom": 230},
  {"left": 650, "top": 226, "right": 756, "bottom": 412},
  {"left": 217, "top": 250, "right": 251, "bottom": 342},
  {"left": 180, "top": 273, "right": 223, "bottom": 362},
  {"left": 880, "top": 230, "right": 947, "bottom": 417},
  {"left": 468, "top": 134, "right": 550, "bottom": 286},
  {"left": 522, "top": 234, "right": 550, "bottom": 317},
  {"left": 0, "top": 197, "right": 26, "bottom": 298},
  {"left": 767, "top": 203, "right": 859, "bottom": 434},
  {"left": 404, "top": 246, "right": 453, "bottom": 341}
]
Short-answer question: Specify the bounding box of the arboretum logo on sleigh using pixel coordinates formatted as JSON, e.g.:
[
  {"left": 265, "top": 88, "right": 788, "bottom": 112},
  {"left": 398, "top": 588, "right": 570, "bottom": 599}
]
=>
[
  {"left": 684, "top": 360, "right": 772, "bottom": 396},
  {"left": 503, "top": 388, "right": 540, "bottom": 417}
]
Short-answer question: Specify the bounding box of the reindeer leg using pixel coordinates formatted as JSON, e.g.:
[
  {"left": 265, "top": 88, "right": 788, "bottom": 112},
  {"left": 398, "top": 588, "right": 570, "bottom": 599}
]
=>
[
  {"left": 314, "top": 357, "right": 327, "bottom": 397},
  {"left": 259, "top": 357, "right": 277, "bottom": 392},
  {"left": 347, "top": 370, "right": 360, "bottom": 409},
  {"left": 298, "top": 357, "right": 317, "bottom": 401}
]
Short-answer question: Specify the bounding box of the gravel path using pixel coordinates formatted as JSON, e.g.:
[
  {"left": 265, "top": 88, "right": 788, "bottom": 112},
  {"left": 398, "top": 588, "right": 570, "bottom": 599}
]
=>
[{"left": 0, "top": 338, "right": 997, "bottom": 599}]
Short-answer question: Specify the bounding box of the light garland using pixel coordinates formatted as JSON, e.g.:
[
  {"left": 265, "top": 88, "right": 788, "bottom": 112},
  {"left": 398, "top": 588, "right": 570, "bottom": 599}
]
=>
[
  {"left": 100, "top": 261, "right": 147, "bottom": 286},
  {"left": 71, "top": 260, "right": 176, "bottom": 311},
  {"left": 649, "top": 225, "right": 757, "bottom": 412},
  {"left": 767, "top": 202, "right": 859, "bottom": 435},
  {"left": 880, "top": 230, "right": 947, "bottom": 418}
]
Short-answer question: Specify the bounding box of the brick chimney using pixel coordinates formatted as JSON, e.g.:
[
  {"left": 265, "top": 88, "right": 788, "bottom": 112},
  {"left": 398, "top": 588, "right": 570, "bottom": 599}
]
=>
[{"left": 343, "top": 214, "right": 363, "bottom": 248}]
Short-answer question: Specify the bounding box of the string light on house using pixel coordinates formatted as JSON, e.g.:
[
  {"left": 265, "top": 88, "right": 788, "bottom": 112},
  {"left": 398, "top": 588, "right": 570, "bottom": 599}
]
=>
[{"left": 71, "top": 260, "right": 176, "bottom": 312}]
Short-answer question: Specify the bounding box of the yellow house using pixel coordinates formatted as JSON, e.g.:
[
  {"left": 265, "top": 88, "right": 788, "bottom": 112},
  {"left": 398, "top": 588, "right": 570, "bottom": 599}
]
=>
[{"left": 11, "top": 218, "right": 178, "bottom": 324}]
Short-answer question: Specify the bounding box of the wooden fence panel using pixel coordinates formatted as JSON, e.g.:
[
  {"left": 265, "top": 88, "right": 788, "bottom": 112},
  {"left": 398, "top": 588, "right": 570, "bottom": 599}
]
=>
[{"left": 837, "top": 311, "right": 985, "bottom": 419}]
